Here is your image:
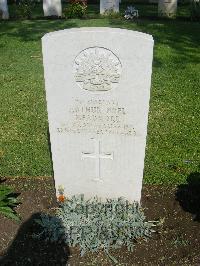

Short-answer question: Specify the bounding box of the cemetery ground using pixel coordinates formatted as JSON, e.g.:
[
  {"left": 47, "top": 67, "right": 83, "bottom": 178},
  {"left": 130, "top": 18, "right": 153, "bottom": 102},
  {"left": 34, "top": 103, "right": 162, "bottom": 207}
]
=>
[
  {"left": 0, "top": 176, "right": 200, "bottom": 265},
  {"left": 0, "top": 8, "right": 200, "bottom": 266}
]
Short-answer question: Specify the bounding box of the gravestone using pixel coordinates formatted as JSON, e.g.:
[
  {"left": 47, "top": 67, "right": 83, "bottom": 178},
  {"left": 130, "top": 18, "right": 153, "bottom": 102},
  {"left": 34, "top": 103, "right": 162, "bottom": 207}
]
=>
[
  {"left": 0, "top": 0, "right": 9, "bottom": 19},
  {"left": 43, "top": 0, "right": 62, "bottom": 17},
  {"left": 100, "top": 0, "right": 119, "bottom": 14},
  {"left": 158, "top": 0, "right": 177, "bottom": 18},
  {"left": 42, "top": 28, "right": 154, "bottom": 203}
]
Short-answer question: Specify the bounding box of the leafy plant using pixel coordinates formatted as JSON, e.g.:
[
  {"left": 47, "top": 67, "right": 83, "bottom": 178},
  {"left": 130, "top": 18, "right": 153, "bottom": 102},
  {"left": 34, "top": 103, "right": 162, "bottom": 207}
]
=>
[
  {"left": 34, "top": 214, "right": 65, "bottom": 242},
  {"left": 172, "top": 235, "right": 190, "bottom": 246},
  {"left": 0, "top": 183, "right": 20, "bottom": 221},
  {"left": 35, "top": 195, "right": 156, "bottom": 257},
  {"left": 64, "top": 0, "right": 87, "bottom": 18},
  {"left": 14, "top": 0, "right": 35, "bottom": 19}
]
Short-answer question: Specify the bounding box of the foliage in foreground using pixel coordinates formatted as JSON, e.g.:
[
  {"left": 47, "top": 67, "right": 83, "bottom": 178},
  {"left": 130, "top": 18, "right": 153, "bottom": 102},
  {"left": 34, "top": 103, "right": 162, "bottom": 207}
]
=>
[
  {"left": 0, "top": 183, "right": 20, "bottom": 221},
  {"left": 35, "top": 195, "right": 155, "bottom": 256}
]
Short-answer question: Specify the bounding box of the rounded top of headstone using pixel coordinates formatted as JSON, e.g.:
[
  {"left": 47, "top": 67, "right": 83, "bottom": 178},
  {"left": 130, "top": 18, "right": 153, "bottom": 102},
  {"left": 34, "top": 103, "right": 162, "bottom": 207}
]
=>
[{"left": 42, "top": 27, "right": 154, "bottom": 42}]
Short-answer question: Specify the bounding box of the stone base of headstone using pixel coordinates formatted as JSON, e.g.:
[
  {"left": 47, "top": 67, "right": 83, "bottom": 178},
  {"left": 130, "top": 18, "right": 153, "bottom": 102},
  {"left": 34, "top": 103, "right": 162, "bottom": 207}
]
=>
[
  {"left": 158, "top": 0, "right": 177, "bottom": 18},
  {"left": 43, "top": 0, "right": 62, "bottom": 17}
]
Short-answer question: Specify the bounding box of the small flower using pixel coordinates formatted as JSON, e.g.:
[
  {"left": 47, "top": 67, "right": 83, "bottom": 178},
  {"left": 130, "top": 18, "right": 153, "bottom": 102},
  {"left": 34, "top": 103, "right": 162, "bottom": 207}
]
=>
[{"left": 58, "top": 194, "right": 65, "bottom": 203}]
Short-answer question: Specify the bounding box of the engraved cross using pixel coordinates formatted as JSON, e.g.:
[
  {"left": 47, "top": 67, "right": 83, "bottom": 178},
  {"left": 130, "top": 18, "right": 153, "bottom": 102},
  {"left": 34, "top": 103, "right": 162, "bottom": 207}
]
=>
[{"left": 81, "top": 139, "right": 113, "bottom": 182}]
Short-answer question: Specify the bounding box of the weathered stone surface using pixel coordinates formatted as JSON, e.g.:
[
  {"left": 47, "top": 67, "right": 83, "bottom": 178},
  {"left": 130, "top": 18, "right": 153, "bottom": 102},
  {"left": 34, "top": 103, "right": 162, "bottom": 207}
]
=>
[
  {"left": 100, "top": 0, "right": 119, "bottom": 14},
  {"left": 43, "top": 0, "right": 62, "bottom": 17},
  {"left": 158, "top": 0, "right": 177, "bottom": 18},
  {"left": 0, "top": 0, "right": 9, "bottom": 19},
  {"left": 42, "top": 28, "right": 154, "bottom": 203}
]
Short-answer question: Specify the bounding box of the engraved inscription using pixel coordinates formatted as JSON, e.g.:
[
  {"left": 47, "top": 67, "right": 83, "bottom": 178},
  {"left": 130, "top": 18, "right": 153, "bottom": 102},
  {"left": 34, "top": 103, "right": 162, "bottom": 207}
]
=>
[
  {"left": 57, "top": 99, "right": 136, "bottom": 136},
  {"left": 74, "top": 47, "right": 122, "bottom": 92},
  {"left": 81, "top": 138, "right": 113, "bottom": 182}
]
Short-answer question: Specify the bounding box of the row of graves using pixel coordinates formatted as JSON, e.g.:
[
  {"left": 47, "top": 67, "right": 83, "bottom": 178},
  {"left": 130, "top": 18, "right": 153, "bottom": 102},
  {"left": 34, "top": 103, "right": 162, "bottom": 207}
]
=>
[{"left": 0, "top": 0, "right": 178, "bottom": 20}]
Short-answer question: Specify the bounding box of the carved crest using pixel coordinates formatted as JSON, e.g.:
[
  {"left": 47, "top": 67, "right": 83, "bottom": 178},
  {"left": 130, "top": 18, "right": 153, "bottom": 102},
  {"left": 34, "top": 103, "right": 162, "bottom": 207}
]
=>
[{"left": 74, "top": 47, "right": 122, "bottom": 92}]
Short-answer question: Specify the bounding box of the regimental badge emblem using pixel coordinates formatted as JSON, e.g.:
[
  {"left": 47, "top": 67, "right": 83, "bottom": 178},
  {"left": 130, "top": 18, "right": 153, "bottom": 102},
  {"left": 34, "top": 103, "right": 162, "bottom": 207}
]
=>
[{"left": 74, "top": 47, "right": 122, "bottom": 92}]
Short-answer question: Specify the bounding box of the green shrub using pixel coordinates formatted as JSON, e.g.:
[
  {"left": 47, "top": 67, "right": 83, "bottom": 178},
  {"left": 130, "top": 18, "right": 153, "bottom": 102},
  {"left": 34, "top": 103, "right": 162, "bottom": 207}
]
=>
[
  {"left": 64, "top": 1, "right": 87, "bottom": 18},
  {"left": 0, "top": 183, "right": 20, "bottom": 221},
  {"left": 14, "top": 0, "right": 35, "bottom": 19},
  {"left": 35, "top": 195, "right": 156, "bottom": 257}
]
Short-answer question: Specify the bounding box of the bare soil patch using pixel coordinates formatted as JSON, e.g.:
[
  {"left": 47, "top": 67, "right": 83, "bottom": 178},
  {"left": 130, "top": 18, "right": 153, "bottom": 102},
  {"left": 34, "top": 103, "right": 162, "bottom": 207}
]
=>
[{"left": 0, "top": 176, "right": 199, "bottom": 265}]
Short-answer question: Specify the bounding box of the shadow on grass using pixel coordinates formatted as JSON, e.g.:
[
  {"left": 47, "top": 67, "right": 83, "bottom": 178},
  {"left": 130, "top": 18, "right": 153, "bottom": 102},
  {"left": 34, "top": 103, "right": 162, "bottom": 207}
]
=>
[
  {"left": 0, "top": 19, "right": 78, "bottom": 42},
  {"left": 176, "top": 172, "right": 200, "bottom": 222},
  {"left": 107, "top": 18, "right": 200, "bottom": 67},
  {"left": 0, "top": 212, "right": 70, "bottom": 265},
  {"left": 0, "top": 17, "right": 199, "bottom": 68}
]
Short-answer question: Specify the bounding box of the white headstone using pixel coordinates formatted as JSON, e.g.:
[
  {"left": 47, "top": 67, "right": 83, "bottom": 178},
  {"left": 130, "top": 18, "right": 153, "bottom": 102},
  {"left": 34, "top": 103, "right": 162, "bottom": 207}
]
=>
[
  {"left": 43, "top": 0, "right": 62, "bottom": 17},
  {"left": 0, "top": 0, "right": 9, "bottom": 19},
  {"left": 158, "top": 0, "right": 177, "bottom": 18},
  {"left": 100, "top": 0, "right": 119, "bottom": 14},
  {"left": 42, "top": 28, "right": 154, "bottom": 203}
]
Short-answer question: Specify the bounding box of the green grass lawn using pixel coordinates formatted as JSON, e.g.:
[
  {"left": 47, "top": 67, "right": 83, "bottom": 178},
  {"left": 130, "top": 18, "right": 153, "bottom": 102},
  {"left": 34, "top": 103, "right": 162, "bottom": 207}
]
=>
[{"left": 0, "top": 8, "right": 199, "bottom": 184}]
